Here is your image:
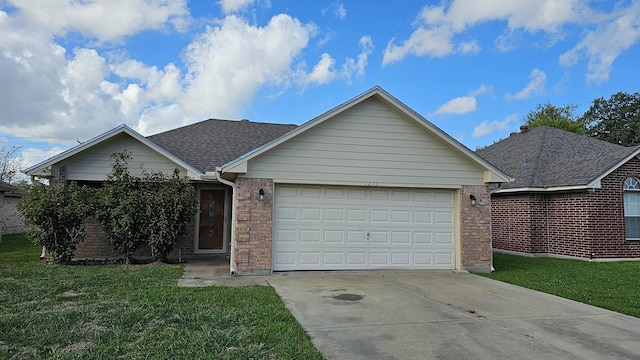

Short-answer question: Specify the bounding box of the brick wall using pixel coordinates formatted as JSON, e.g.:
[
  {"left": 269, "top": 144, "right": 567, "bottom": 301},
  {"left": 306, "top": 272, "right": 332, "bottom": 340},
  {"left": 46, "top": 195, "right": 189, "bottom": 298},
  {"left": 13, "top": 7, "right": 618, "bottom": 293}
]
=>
[
  {"left": 546, "top": 192, "right": 591, "bottom": 258},
  {"left": 588, "top": 158, "right": 640, "bottom": 258},
  {"left": 75, "top": 217, "right": 196, "bottom": 259},
  {"left": 491, "top": 157, "right": 640, "bottom": 259},
  {"left": 2, "top": 195, "right": 26, "bottom": 234},
  {"left": 234, "top": 177, "right": 273, "bottom": 274},
  {"left": 460, "top": 185, "right": 492, "bottom": 272},
  {"left": 491, "top": 194, "right": 536, "bottom": 254}
]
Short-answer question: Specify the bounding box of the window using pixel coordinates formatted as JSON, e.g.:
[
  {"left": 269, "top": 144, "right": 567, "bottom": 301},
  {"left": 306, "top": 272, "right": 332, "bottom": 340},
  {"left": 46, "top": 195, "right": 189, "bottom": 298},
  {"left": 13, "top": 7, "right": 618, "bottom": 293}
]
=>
[{"left": 624, "top": 177, "right": 640, "bottom": 239}]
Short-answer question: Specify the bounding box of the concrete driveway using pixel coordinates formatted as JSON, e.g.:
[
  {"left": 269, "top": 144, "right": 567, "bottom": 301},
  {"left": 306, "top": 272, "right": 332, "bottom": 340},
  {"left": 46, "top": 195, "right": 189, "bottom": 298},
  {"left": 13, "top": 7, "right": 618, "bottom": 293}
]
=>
[{"left": 267, "top": 270, "right": 640, "bottom": 360}]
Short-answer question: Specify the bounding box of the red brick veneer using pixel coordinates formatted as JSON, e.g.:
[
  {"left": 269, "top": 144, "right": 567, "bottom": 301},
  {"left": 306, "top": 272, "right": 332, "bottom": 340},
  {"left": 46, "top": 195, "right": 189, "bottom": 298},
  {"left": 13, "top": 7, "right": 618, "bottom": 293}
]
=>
[
  {"left": 491, "top": 157, "right": 640, "bottom": 259},
  {"left": 233, "top": 177, "right": 273, "bottom": 274},
  {"left": 460, "top": 185, "right": 492, "bottom": 272}
]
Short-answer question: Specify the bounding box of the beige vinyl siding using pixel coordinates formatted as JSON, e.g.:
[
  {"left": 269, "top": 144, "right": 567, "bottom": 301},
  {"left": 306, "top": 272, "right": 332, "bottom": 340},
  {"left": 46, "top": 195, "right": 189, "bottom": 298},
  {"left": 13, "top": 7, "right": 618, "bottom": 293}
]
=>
[
  {"left": 244, "top": 97, "right": 485, "bottom": 188},
  {"left": 53, "top": 133, "right": 187, "bottom": 181}
]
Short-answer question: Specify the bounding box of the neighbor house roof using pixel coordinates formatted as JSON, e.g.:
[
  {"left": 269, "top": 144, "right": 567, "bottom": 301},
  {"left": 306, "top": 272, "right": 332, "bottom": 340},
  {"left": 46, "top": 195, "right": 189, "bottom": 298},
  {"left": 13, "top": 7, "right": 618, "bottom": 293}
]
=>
[
  {"left": 476, "top": 126, "right": 640, "bottom": 192},
  {"left": 0, "top": 181, "right": 26, "bottom": 198},
  {"left": 148, "top": 119, "right": 297, "bottom": 173}
]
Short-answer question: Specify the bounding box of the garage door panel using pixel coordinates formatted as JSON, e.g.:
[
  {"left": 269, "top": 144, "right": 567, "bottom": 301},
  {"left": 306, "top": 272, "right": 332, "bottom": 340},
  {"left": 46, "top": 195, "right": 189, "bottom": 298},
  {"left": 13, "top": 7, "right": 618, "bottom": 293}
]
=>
[
  {"left": 273, "top": 249, "right": 455, "bottom": 270},
  {"left": 324, "top": 230, "right": 344, "bottom": 243},
  {"left": 273, "top": 185, "right": 455, "bottom": 270},
  {"left": 370, "top": 210, "right": 389, "bottom": 222},
  {"left": 301, "top": 207, "right": 321, "bottom": 221},
  {"left": 324, "top": 252, "right": 344, "bottom": 265},
  {"left": 300, "top": 230, "right": 320, "bottom": 243},
  {"left": 346, "top": 251, "right": 366, "bottom": 266},
  {"left": 347, "top": 209, "right": 367, "bottom": 222}
]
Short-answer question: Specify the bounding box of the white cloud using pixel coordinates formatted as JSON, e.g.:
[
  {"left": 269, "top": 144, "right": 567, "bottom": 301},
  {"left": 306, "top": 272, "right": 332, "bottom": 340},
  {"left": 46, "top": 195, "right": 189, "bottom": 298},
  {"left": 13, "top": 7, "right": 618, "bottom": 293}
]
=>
[
  {"left": 506, "top": 68, "right": 546, "bottom": 100},
  {"left": 218, "top": 0, "right": 255, "bottom": 14},
  {"left": 322, "top": 2, "right": 347, "bottom": 20},
  {"left": 472, "top": 113, "right": 518, "bottom": 138},
  {"left": 433, "top": 96, "right": 477, "bottom": 115},
  {"left": 383, "top": 27, "right": 455, "bottom": 64},
  {"left": 381, "top": 0, "right": 640, "bottom": 81},
  {"left": 180, "top": 14, "right": 315, "bottom": 122},
  {"left": 457, "top": 40, "right": 481, "bottom": 54},
  {"left": 469, "top": 84, "right": 494, "bottom": 97},
  {"left": 303, "top": 35, "right": 373, "bottom": 86},
  {"left": 7, "top": 0, "right": 189, "bottom": 42},
  {"left": 0, "top": 4, "right": 365, "bottom": 144},
  {"left": 305, "top": 53, "right": 338, "bottom": 85},
  {"left": 433, "top": 84, "right": 494, "bottom": 116},
  {"left": 21, "top": 147, "right": 66, "bottom": 169},
  {"left": 559, "top": 1, "right": 640, "bottom": 83},
  {"left": 383, "top": 0, "right": 581, "bottom": 65}
]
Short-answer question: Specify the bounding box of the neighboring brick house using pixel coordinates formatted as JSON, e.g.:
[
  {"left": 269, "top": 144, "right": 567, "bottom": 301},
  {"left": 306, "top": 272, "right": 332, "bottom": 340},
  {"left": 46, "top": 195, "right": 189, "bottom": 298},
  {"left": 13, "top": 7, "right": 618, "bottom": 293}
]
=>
[
  {"left": 0, "top": 181, "right": 27, "bottom": 236},
  {"left": 25, "top": 86, "right": 510, "bottom": 273},
  {"left": 477, "top": 125, "right": 640, "bottom": 260}
]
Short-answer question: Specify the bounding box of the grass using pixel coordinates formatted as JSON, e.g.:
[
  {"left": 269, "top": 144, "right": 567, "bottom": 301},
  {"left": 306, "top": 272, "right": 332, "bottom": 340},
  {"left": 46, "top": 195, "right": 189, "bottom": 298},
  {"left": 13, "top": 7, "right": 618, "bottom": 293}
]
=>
[
  {"left": 0, "top": 234, "right": 323, "bottom": 360},
  {"left": 480, "top": 252, "right": 640, "bottom": 318}
]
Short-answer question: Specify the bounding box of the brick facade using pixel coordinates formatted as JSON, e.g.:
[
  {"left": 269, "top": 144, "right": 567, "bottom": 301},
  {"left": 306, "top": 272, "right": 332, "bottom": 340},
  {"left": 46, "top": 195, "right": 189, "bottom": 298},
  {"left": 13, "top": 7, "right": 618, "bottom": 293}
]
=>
[
  {"left": 2, "top": 195, "right": 25, "bottom": 235},
  {"left": 233, "top": 177, "right": 273, "bottom": 275},
  {"left": 75, "top": 217, "right": 196, "bottom": 259},
  {"left": 460, "top": 185, "right": 492, "bottom": 272},
  {"left": 491, "top": 157, "right": 640, "bottom": 259}
]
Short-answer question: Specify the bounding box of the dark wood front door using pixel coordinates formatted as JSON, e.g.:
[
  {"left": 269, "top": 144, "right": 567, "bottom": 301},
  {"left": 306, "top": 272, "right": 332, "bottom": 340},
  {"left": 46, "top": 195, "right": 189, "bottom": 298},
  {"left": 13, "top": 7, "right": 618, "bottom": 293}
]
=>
[{"left": 198, "top": 189, "right": 226, "bottom": 252}]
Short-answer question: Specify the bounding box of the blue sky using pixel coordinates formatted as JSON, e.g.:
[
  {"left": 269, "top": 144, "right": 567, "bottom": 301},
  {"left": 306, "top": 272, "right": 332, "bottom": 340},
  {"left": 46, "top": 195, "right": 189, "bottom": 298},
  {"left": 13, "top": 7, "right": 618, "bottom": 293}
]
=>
[{"left": 1, "top": 0, "right": 640, "bottom": 173}]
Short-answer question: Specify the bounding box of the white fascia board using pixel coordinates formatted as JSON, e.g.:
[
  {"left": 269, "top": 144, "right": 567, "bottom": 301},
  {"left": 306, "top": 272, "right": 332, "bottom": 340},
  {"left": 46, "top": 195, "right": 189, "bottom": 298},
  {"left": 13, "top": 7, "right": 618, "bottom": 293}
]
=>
[
  {"left": 586, "top": 150, "right": 640, "bottom": 188},
  {"left": 493, "top": 184, "right": 597, "bottom": 194}
]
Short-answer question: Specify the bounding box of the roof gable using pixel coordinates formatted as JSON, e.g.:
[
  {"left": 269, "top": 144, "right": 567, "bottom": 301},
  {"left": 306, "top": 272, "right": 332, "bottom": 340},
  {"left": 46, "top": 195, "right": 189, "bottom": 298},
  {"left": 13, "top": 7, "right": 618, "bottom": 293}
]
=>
[
  {"left": 24, "top": 125, "right": 203, "bottom": 179},
  {"left": 222, "top": 86, "right": 511, "bottom": 184},
  {"left": 477, "top": 126, "right": 640, "bottom": 191}
]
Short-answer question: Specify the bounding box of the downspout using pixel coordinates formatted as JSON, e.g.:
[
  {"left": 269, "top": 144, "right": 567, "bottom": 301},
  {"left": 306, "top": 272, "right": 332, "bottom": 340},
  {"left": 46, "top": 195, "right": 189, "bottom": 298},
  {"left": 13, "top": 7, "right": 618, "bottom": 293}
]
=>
[{"left": 214, "top": 168, "right": 237, "bottom": 276}]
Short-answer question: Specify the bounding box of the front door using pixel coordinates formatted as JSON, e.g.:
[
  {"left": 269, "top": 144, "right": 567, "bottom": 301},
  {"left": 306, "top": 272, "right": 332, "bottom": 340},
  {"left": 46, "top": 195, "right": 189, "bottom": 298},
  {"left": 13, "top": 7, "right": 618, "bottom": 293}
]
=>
[{"left": 196, "top": 189, "right": 227, "bottom": 253}]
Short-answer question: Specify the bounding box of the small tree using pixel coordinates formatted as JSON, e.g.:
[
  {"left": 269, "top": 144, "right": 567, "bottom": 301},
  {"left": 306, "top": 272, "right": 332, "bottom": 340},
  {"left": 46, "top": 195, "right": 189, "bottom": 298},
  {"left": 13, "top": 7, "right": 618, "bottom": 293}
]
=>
[
  {"left": 95, "top": 152, "right": 148, "bottom": 263},
  {"left": 0, "top": 145, "right": 23, "bottom": 184},
  {"left": 18, "top": 182, "right": 94, "bottom": 264},
  {"left": 96, "top": 151, "right": 197, "bottom": 263},
  {"left": 524, "top": 103, "right": 585, "bottom": 134}
]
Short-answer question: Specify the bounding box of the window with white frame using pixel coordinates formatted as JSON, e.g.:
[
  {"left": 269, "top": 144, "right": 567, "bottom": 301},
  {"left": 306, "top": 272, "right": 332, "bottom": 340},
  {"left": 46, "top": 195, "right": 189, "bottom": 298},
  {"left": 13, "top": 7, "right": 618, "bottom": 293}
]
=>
[{"left": 624, "top": 177, "right": 640, "bottom": 239}]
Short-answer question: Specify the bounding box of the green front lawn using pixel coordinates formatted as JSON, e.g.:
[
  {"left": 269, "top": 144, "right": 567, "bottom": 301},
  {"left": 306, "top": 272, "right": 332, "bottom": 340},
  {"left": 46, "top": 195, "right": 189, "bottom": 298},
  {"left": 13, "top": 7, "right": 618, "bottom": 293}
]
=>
[
  {"left": 481, "top": 252, "right": 640, "bottom": 318},
  {"left": 0, "top": 234, "right": 323, "bottom": 360}
]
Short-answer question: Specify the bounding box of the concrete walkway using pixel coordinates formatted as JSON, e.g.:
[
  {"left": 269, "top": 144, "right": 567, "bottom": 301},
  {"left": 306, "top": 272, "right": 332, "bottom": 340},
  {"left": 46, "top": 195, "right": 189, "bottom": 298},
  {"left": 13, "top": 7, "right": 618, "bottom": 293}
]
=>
[
  {"left": 177, "top": 258, "right": 268, "bottom": 287},
  {"left": 178, "top": 262, "right": 640, "bottom": 359}
]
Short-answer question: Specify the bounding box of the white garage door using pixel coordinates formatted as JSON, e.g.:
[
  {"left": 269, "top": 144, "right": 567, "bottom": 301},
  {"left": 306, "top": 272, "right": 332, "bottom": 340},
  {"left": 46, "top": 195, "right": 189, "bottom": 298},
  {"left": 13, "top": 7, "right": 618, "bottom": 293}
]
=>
[{"left": 273, "top": 185, "right": 455, "bottom": 270}]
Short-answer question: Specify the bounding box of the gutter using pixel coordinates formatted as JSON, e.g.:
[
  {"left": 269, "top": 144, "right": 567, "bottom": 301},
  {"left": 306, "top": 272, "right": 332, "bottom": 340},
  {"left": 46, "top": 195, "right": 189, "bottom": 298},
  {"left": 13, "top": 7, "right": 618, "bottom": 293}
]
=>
[{"left": 204, "top": 169, "right": 237, "bottom": 276}]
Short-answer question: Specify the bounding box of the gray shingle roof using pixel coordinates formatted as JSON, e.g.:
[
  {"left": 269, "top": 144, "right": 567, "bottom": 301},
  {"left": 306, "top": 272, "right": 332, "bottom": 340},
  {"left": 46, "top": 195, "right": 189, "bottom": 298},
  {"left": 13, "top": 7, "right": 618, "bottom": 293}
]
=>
[
  {"left": 147, "top": 119, "right": 298, "bottom": 173},
  {"left": 476, "top": 126, "right": 640, "bottom": 190},
  {"left": 0, "top": 181, "right": 27, "bottom": 197}
]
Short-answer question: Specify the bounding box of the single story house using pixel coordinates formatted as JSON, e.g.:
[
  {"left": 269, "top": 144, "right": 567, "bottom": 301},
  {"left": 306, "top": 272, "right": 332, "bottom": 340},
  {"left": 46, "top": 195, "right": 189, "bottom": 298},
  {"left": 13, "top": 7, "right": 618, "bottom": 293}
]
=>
[
  {"left": 0, "top": 180, "right": 27, "bottom": 236},
  {"left": 477, "top": 125, "right": 640, "bottom": 260},
  {"left": 25, "top": 86, "right": 510, "bottom": 274}
]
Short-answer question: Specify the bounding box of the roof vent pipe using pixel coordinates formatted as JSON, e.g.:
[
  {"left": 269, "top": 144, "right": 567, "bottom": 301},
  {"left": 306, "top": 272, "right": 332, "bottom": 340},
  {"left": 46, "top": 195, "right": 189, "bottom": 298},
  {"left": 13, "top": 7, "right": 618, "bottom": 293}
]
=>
[{"left": 520, "top": 125, "right": 529, "bottom": 133}]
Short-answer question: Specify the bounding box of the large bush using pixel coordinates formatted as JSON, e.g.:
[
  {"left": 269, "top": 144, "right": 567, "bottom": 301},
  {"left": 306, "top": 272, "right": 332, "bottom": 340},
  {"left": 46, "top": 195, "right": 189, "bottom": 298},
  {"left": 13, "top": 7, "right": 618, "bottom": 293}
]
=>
[
  {"left": 142, "top": 170, "right": 197, "bottom": 262},
  {"left": 18, "top": 182, "right": 94, "bottom": 264},
  {"left": 96, "top": 151, "right": 197, "bottom": 263}
]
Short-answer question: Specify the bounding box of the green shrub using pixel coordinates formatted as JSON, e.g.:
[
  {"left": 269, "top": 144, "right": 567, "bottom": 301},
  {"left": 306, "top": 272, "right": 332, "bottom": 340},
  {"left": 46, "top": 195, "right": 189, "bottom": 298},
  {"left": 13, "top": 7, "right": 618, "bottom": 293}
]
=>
[
  {"left": 143, "top": 170, "right": 197, "bottom": 262},
  {"left": 18, "top": 182, "right": 94, "bottom": 264},
  {"left": 96, "top": 151, "right": 197, "bottom": 263}
]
